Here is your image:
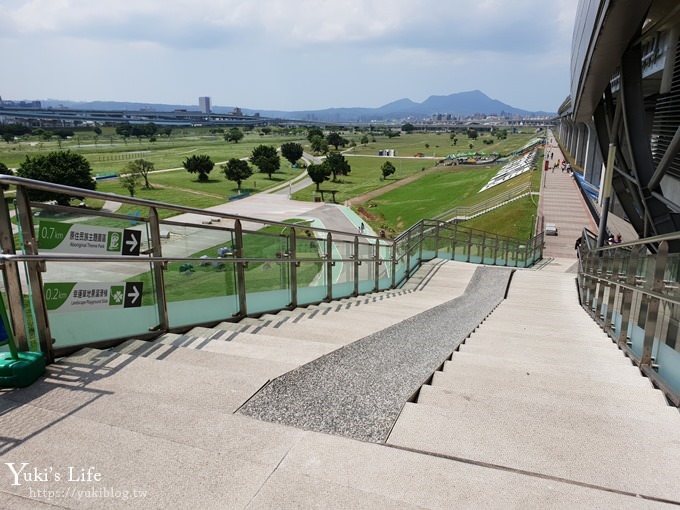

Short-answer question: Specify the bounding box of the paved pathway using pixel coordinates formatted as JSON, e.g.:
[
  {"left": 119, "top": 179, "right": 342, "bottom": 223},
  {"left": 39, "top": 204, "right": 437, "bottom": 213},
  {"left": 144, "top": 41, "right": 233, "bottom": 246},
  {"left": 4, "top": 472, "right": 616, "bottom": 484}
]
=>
[
  {"left": 540, "top": 129, "right": 639, "bottom": 259},
  {"left": 539, "top": 132, "right": 599, "bottom": 259}
]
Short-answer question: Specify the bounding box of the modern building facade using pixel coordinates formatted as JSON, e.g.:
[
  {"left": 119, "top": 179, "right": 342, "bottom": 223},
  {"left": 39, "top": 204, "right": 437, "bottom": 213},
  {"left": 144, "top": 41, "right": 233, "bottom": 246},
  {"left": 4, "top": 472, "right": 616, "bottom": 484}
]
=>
[
  {"left": 558, "top": 0, "right": 680, "bottom": 242},
  {"left": 199, "top": 96, "right": 211, "bottom": 114}
]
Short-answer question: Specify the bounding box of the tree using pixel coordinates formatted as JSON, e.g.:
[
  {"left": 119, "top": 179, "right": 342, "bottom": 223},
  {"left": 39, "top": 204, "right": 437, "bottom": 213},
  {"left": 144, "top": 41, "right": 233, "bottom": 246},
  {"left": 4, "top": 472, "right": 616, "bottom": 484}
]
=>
[
  {"left": 224, "top": 127, "right": 244, "bottom": 143},
  {"left": 120, "top": 172, "right": 141, "bottom": 197},
  {"left": 381, "top": 161, "right": 396, "bottom": 180},
  {"left": 326, "top": 131, "right": 344, "bottom": 150},
  {"left": 386, "top": 130, "right": 400, "bottom": 139},
  {"left": 125, "top": 158, "right": 154, "bottom": 189},
  {"left": 17, "top": 151, "right": 96, "bottom": 205},
  {"left": 280, "top": 142, "right": 303, "bottom": 166},
  {"left": 467, "top": 128, "right": 478, "bottom": 140},
  {"left": 307, "top": 127, "right": 323, "bottom": 142},
  {"left": 310, "top": 135, "right": 328, "bottom": 154},
  {"left": 402, "top": 123, "right": 416, "bottom": 133},
  {"left": 250, "top": 145, "right": 280, "bottom": 179},
  {"left": 360, "top": 134, "right": 369, "bottom": 145},
  {"left": 307, "top": 162, "right": 330, "bottom": 191},
  {"left": 0, "top": 162, "right": 12, "bottom": 191},
  {"left": 183, "top": 154, "right": 214, "bottom": 182},
  {"left": 325, "top": 151, "right": 351, "bottom": 182},
  {"left": 222, "top": 158, "right": 253, "bottom": 193}
]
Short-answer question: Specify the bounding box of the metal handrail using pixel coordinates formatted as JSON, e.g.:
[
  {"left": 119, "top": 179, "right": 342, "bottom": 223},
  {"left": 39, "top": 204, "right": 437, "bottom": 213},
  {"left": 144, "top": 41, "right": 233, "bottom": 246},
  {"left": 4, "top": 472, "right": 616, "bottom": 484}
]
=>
[
  {"left": 1, "top": 175, "right": 543, "bottom": 364},
  {"left": 577, "top": 235, "right": 680, "bottom": 406}
]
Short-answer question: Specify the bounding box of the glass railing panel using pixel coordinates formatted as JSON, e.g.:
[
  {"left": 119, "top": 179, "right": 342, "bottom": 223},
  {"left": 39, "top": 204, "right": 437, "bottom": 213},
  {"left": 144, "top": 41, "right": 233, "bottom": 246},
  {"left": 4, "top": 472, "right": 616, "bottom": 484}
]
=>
[
  {"left": 331, "top": 238, "right": 355, "bottom": 299},
  {"left": 167, "top": 260, "right": 240, "bottom": 327},
  {"left": 468, "top": 234, "right": 484, "bottom": 264},
  {"left": 358, "top": 259, "right": 375, "bottom": 294},
  {"left": 654, "top": 302, "right": 680, "bottom": 395},
  {"left": 151, "top": 223, "right": 241, "bottom": 327},
  {"left": 394, "top": 256, "right": 408, "bottom": 287},
  {"left": 246, "top": 288, "right": 291, "bottom": 315},
  {"left": 482, "top": 237, "right": 498, "bottom": 265},
  {"left": 516, "top": 244, "right": 528, "bottom": 268},
  {"left": 297, "top": 261, "right": 326, "bottom": 306},
  {"left": 43, "top": 260, "right": 160, "bottom": 348}
]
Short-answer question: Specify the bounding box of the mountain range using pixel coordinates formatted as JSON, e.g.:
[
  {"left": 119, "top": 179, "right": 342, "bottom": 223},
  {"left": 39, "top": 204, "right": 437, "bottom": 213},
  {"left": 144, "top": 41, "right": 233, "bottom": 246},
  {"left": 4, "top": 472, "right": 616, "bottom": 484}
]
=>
[{"left": 39, "top": 90, "right": 552, "bottom": 122}]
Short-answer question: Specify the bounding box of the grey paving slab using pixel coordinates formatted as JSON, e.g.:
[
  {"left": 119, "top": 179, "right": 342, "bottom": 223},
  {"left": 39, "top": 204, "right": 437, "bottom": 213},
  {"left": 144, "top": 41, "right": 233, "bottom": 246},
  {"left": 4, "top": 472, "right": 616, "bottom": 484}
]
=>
[
  {"left": 454, "top": 340, "right": 656, "bottom": 380},
  {"left": 269, "top": 431, "right": 675, "bottom": 510},
  {"left": 436, "top": 356, "right": 657, "bottom": 393},
  {"left": 387, "top": 401, "right": 680, "bottom": 503},
  {"left": 0, "top": 402, "right": 274, "bottom": 509},
  {"left": 246, "top": 468, "right": 426, "bottom": 510},
  {"left": 27, "top": 348, "right": 293, "bottom": 413},
  {"left": 180, "top": 332, "right": 339, "bottom": 366},
  {"left": 419, "top": 379, "right": 679, "bottom": 423},
  {"left": 458, "top": 336, "right": 647, "bottom": 368},
  {"left": 237, "top": 267, "right": 512, "bottom": 442}
]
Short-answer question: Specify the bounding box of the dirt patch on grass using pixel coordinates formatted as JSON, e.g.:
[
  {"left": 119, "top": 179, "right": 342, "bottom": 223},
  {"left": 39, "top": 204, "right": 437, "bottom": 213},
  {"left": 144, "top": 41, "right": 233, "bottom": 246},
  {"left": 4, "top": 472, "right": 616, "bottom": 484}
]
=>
[{"left": 346, "top": 166, "right": 448, "bottom": 206}]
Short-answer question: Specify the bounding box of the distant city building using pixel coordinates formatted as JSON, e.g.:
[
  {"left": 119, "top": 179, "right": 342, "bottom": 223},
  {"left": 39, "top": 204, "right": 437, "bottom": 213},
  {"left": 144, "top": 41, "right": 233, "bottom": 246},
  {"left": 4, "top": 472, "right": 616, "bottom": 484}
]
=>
[{"left": 199, "top": 96, "right": 211, "bottom": 114}]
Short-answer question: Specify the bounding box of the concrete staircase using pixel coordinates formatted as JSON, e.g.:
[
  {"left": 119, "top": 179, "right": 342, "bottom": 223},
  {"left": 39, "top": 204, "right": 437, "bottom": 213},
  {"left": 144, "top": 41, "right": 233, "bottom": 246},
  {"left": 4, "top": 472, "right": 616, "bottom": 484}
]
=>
[
  {"left": 386, "top": 268, "right": 680, "bottom": 504},
  {"left": 1, "top": 259, "right": 679, "bottom": 508}
]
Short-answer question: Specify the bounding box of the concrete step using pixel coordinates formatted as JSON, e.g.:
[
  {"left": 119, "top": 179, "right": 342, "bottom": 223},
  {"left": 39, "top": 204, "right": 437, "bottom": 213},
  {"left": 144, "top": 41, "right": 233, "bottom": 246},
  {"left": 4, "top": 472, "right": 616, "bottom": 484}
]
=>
[
  {"left": 111, "top": 338, "right": 304, "bottom": 374},
  {"left": 441, "top": 352, "right": 656, "bottom": 389},
  {"left": 458, "top": 334, "right": 638, "bottom": 367},
  {"left": 431, "top": 358, "right": 667, "bottom": 405},
  {"left": 416, "top": 382, "right": 679, "bottom": 423},
  {"left": 62, "top": 347, "right": 294, "bottom": 412},
  {"left": 156, "top": 332, "right": 338, "bottom": 366},
  {"left": 387, "top": 401, "right": 680, "bottom": 502}
]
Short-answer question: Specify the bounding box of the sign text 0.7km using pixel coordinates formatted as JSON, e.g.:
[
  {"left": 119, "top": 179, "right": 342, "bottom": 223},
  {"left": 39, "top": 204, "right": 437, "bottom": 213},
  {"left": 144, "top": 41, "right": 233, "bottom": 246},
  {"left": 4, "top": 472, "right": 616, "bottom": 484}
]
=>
[{"left": 38, "top": 220, "right": 142, "bottom": 256}]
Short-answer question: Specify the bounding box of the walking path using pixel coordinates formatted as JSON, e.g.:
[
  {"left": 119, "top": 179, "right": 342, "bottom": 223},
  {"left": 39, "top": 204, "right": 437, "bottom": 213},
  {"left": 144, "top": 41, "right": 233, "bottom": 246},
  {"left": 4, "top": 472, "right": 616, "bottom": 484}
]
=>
[
  {"left": 540, "top": 129, "right": 639, "bottom": 260},
  {"left": 539, "top": 132, "right": 599, "bottom": 260}
]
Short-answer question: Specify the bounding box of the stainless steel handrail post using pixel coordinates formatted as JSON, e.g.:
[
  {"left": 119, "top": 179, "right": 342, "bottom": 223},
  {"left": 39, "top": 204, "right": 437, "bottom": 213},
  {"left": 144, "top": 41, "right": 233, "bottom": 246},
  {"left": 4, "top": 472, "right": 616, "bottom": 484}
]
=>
[
  {"left": 0, "top": 188, "right": 30, "bottom": 352},
  {"left": 353, "top": 235, "right": 360, "bottom": 297},
  {"left": 466, "top": 229, "right": 472, "bottom": 263},
  {"left": 405, "top": 229, "right": 412, "bottom": 277},
  {"left": 325, "top": 232, "right": 333, "bottom": 301},
  {"left": 641, "top": 241, "right": 668, "bottom": 366},
  {"left": 148, "top": 207, "right": 169, "bottom": 332},
  {"left": 233, "top": 219, "right": 247, "bottom": 318},
  {"left": 289, "top": 228, "right": 298, "bottom": 309},
  {"left": 493, "top": 234, "right": 499, "bottom": 265},
  {"left": 618, "top": 249, "right": 638, "bottom": 347},
  {"left": 603, "top": 254, "right": 620, "bottom": 332},
  {"left": 374, "top": 238, "right": 380, "bottom": 292},
  {"left": 15, "top": 186, "right": 54, "bottom": 361},
  {"left": 391, "top": 238, "right": 397, "bottom": 289}
]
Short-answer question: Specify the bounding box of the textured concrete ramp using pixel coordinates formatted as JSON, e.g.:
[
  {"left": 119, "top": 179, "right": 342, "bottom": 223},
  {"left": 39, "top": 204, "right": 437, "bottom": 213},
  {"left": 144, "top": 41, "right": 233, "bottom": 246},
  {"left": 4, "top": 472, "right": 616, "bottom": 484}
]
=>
[{"left": 237, "top": 267, "right": 512, "bottom": 442}]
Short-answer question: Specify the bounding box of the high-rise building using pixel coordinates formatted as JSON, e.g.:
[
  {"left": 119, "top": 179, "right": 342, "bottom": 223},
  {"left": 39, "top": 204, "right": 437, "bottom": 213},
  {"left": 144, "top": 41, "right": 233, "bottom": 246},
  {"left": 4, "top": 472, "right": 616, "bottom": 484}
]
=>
[{"left": 199, "top": 96, "right": 211, "bottom": 114}]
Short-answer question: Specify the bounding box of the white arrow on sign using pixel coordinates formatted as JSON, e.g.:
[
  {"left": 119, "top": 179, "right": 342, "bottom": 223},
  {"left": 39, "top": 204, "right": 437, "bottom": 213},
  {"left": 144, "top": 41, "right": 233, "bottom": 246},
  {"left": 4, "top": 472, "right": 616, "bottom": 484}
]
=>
[
  {"left": 125, "top": 235, "right": 139, "bottom": 253},
  {"left": 127, "top": 285, "right": 140, "bottom": 305}
]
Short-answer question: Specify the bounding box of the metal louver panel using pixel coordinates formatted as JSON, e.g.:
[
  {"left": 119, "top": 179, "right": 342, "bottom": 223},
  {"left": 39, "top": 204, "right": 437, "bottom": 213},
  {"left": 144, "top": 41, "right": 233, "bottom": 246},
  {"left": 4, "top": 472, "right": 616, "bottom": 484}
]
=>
[{"left": 651, "top": 38, "right": 680, "bottom": 179}]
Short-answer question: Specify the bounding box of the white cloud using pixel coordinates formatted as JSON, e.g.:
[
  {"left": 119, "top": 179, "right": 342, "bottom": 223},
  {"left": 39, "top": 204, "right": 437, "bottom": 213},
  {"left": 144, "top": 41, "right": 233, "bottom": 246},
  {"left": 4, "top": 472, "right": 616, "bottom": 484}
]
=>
[{"left": 0, "top": 0, "right": 578, "bottom": 111}]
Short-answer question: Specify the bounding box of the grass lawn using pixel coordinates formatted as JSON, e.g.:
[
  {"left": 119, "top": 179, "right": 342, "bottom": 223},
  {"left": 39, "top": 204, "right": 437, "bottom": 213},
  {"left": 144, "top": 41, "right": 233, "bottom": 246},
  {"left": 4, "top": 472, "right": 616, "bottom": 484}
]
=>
[
  {"left": 292, "top": 156, "right": 438, "bottom": 203},
  {"left": 2, "top": 126, "right": 547, "bottom": 242},
  {"left": 347, "top": 131, "right": 540, "bottom": 159}
]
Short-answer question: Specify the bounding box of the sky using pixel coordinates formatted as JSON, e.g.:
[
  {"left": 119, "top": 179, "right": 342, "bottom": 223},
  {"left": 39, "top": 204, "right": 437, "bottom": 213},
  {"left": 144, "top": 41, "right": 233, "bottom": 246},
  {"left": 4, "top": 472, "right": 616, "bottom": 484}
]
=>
[{"left": 1, "top": 0, "right": 578, "bottom": 113}]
